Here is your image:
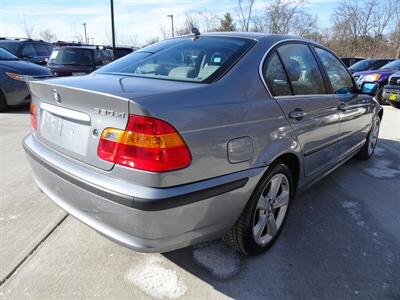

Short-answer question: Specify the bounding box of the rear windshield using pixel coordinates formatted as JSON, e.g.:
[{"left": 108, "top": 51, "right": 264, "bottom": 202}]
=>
[
  {"left": 48, "top": 48, "right": 93, "bottom": 66},
  {"left": 97, "top": 36, "right": 254, "bottom": 83},
  {"left": 0, "top": 42, "right": 20, "bottom": 55}
]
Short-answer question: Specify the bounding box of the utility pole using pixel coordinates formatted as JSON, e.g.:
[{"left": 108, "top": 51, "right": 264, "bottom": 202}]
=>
[
  {"left": 82, "top": 22, "right": 87, "bottom": 44},
  {"left": 110, "top": 0, "right": 116, "bottom": 50},
  {"left": 167, "top": 14, "right": 174, "bottom": 37}
]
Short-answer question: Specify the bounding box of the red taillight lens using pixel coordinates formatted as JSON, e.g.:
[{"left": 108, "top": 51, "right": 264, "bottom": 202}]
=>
[
  {"left": 97, "top": 115, "right": 191, "bottom": 172},
  {"left": 30, "top": 102, "right": 37, "bottom": 130}
]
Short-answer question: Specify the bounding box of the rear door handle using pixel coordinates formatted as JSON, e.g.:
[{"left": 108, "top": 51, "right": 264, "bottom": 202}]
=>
[
  {"left": 288, "top": 109, "right": 306, "bottom": 120},
  {"left": 338, "top": 103, "right": 348, "bottom": 112}
]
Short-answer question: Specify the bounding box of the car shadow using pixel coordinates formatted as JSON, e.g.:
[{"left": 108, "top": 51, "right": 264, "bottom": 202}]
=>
[
  {"left": 163, "top": 138, "right": 400, "bottom": 299},
  {"left": 4, "top": 104, "right": 30, "bottom": 114}
]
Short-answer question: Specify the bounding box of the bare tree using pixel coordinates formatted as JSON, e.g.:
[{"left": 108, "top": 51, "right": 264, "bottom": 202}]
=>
[
  {"left": 39, "top": 29, "right": 57, "bottom": 42},
  {"left": 237, "top": 0, "right": 255, "bottom": 31},
  {"left": 159, "top": 24, "right": 168, "bottom": 40},
  {"left": 175, "top": 12, "right": 200, "bottom": 36},
  {"left": 20, "top": 16, "right": 35, "bottom": 38},
  {"left": 266, "top": 0, "right": 308, "bottom": 34},
  {"left": 330, "top": 0, "right": 396, "bottom": 57}
]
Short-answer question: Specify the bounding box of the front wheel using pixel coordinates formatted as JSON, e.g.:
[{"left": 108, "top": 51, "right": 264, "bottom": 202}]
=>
[
  {"left": 223, "top": 162, "right": 294, "bottom": 256},
  {"left": 354, "top": 117, "right": 380, "bottom": 160}
]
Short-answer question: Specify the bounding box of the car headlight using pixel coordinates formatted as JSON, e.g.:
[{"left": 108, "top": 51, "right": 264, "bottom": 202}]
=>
[
  {"left": 363, "top": 74, "right": 381, "bottom": 82},
  {"left": 5, "top": 72, "right": 33, "bottom": 82}
]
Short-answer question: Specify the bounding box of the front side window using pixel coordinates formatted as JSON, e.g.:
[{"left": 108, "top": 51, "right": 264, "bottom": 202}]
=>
[
  {"left": 97, "top": 36, "right": 254, "bottom": 83},
  {"left": 277, "top": 44, "right": 326, "bottom": 95},
  {"left": 263, "top": 52, "right": 291, "bottom": 96},
  {"left": 315, "top": 47, "right": 354, "bottom": 94},
  {"left": 48, "top": 48, "right": 93, "bottom": 66}
]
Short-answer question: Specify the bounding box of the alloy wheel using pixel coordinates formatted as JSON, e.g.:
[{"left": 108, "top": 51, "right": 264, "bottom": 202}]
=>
[{"left": 252, "top": 173, "right": 290, "bottom": 245}]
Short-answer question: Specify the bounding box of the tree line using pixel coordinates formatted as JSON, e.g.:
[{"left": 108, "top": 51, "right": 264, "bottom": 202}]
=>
[{"left": 165, "top": 0, "right": 400, "bottom": 59}]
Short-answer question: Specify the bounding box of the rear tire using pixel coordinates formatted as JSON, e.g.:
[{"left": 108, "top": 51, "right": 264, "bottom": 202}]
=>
[
  {"left": 0, "top": 91, "right": 7, "bottom": 112},
  {"left": 354, "top": 117, "right": 380, "bottom": 161},
  {"left": 223, "top": 162, "right": 294, "bottom": 256},
  {"left": 390, "top": 101, "right": 400, "bottom": 109}
]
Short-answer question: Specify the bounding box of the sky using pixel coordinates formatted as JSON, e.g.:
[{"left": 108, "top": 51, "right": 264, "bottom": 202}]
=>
[{"left": 0, "top": 0, "right": 338, "bottom": 46}]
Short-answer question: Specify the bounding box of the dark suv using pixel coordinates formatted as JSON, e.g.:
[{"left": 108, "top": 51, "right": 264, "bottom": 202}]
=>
[
  {"left": 0, "top": 38, "right": 53, "bottom": 65},
  {"left": 47, "top": 46, "right": 114, "bottom": 77}
]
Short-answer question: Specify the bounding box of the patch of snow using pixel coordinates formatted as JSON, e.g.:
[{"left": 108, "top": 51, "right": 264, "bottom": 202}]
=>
[
  {"left": 126, "top": 258, "right": 187, "bottom": 299},
  {"left": 192, "top": 240, "right": 241, "bottom": 279},
  {"left": 373, "top": 147, "right": 385, "bottom": 157},
  {"left": 342, "top": 201, "right": 367, "bottom": 228},
  {"left": 364, "top": 158, "right": 400, "bottom": 179}
]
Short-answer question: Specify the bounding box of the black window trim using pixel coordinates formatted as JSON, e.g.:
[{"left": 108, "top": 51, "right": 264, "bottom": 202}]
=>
[{"left": 260, "top": 39, "right": 331, "bottom": 98}]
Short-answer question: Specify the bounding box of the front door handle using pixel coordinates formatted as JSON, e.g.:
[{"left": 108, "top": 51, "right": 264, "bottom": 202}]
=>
[
  {"left": 338, "top": 103, "right": 348, "bottom": 112},
  {"left": 288, "top": 109, "right": 306, "bottom": 120}
]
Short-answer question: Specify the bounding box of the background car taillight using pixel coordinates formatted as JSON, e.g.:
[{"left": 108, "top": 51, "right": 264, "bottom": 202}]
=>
[
  {"left": 98, "top": 115, "right": 191, "bottom": 172},
  {"left": 30, "top": 102, "right": 37, "bottom": 130}
]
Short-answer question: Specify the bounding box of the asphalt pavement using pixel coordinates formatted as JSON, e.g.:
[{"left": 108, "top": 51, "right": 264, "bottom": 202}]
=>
[{"left": 0, "top": 105, "right": 399, "bottom": 300}]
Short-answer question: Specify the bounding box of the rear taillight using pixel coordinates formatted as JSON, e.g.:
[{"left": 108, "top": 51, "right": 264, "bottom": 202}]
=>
[
  {"left": 30, "top": 102, "right": 37, "bottom": 130},
  {"left": 98, "top": 115, "right": 191, "bottom": 172}
]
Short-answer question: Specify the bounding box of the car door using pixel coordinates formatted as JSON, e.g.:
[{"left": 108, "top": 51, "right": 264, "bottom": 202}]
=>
[
  {"left": 263, "top": 42, "right": 341, "bottom": 177},
  {"left": 313, "top": 47, "right": 374, "bottom": 153}
]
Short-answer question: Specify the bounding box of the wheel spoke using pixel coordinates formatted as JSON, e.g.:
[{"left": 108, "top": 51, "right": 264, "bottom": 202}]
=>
[
  {"left": 274, "top": 191, "right": 289, "bottom": 208},
  {"left": 267, "top": 214, "right": 278, "bottom": 236},
  {"left": 269, "top": 175, "right": 282, "bottom": 200},
  {"left": 254, "top": 215, "right": 268, "bottom": 241},
  {"left": 257, "top": 195, "right": 268, "bottom": 210}
]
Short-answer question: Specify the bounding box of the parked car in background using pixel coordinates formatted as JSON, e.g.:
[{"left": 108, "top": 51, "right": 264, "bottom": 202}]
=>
[
  {"left": 341, "top": 57, "right": 364, "bottom": 67},
  {"left": 0, "top": 47, "right": 53, "bottom": 111},
  {"left": 0, "top": 38, "right": 54, "bottom": 65},
  {"left": 47, "top": 46, "right": 114, "bottom": 77},
  {"left": 24, "top": 33, "right": 383, "bottom": 256},
  {"left": 348, "top": 58, "right": 393, "bottom": 74},
  {"left": 107, "top": 46, "right": 137, "bottom": 59},
  {"left": 383, "top": 71, "right": 400, "bottom": 108},
  {"left": 353, "top": 59, "right": 400, "bottom": 104}
]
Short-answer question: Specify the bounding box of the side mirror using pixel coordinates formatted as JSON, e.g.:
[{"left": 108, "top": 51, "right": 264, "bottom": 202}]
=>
[{"left": 360, "top": 82, "right": 378, "bottom": 96}]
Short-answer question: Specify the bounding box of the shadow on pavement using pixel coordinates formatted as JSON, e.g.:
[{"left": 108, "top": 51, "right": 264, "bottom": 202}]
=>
[
  {"left": 164, "top": 138, "right": 400, "bottom": 299},
  {"left": 3, "top": 104, "right": 30, "bottom": 114}
]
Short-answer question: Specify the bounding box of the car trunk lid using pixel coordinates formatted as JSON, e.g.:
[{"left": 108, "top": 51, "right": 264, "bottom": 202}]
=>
[{"left": 29, "top": 80, "right": 130, "bottom": 171}]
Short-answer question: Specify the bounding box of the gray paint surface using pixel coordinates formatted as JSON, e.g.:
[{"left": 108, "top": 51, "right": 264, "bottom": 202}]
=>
[{"left": 23, "top": 33, "right": 382, "bottom": 253}]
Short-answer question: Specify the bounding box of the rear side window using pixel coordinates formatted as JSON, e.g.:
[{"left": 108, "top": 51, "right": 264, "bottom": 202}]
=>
[
  {"left": 21, "top": 44, "right": 36, "bottom": 57},
  {"left": 97, "top": 36, "right": 254, "bottom": 83},
  {"left": 277, "top": 44, "right": 326, "bottom": 95},
  {"left": 34, "top": 44, "right": 49, "bottom": 56},
  {"left": 315, "top": 47, "right": 354, "bottom": 94},
  {"left": 263, "top": 52, "right": 292, "bottom": 96}
]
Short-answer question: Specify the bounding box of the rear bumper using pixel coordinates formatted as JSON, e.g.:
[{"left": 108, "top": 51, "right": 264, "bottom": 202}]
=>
[
  {"left": 383, "top": 87, "right": 400, "bottom": 102},
  {"left": 23, "top": 134, "right": 264, "bottom": 252}
]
